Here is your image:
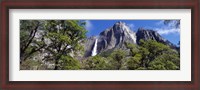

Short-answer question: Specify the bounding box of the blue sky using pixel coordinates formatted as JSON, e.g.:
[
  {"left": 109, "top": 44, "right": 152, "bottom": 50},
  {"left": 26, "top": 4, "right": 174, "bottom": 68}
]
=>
[{"left": 84, "top": 20, "right": 180, "bottom": 46}]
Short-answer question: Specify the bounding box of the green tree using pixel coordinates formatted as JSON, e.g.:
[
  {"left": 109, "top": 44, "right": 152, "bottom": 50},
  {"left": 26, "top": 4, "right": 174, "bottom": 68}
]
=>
[
  {"left": 139, "top": 39, "right": 180, "bottom": 70},
  {"left": 125, "top": 39, "right": 179, "bottom": 70},
  {"left": 20, "top": 59, "right": 42, "bottom": 70},
  {"left": 139, "top": 39, "right": 170, "bottom": 61},
  {"left": 125, "top": 42, "right": 149, "bottom": 69},
  {"left": 98, "top": 49, "right": 114, "bottom": 57},
  {"left": 126, "top": 54, "right": 142, "bottom": 70},
  {"left": 83, "top": 56, "right": 110, "bottom": 70},
  {"left": 20, "top": 20, "right": 46, "bottom": 63},
  {"left": 148, "top": 53, "right": 179, "bottom": 70},
  {"left": 59, "top": 56, "right": 81, "bottom": 70},
  {"left": 125, "top": 42, "right": 139, "bottom": 56},
  {"left": 109, "top": 49, "right": 127, "bottom": 69},
  {"left": 43, "top": 20, "right": 87, "bottom": 70}
]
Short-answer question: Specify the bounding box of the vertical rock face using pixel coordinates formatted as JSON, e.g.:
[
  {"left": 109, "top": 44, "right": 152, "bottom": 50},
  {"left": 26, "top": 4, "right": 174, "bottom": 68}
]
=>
[
  {"left": 99, "top": 21, "right": 137, "bottom": 49},
  {"left": 84, "top": 21, "right": 137, "bottom": 57},
  {"left": 84, "top": 36, "right": 98, "bottom": 57},
  {"left": 83, "top": 21, "right": 177, "bottom": 57}
]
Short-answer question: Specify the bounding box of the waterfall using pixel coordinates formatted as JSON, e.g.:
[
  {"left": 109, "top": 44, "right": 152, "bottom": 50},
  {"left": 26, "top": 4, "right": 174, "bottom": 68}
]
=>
[{"left": 91, "top": 39, "right": 98, "bottom": 56}]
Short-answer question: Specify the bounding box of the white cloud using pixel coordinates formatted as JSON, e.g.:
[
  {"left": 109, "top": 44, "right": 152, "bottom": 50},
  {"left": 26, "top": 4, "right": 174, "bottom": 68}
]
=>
[
  {"left": 167, "top": 20, "right": 180, "bottom": 28},
  {"left": 155, "top": 20, "right": 164, "bottom": 26},
  {"left": 127, "top": 23, "right": 135, "bottom": 30},
  {"left": 155, "top": 28, "right": 180, "bottom": 35},
  {"left": 85, "top": 20, "right": 93, "bottom": 31},
  {"left": 154, "top": 20, "right": 180, "bottom": 35}
]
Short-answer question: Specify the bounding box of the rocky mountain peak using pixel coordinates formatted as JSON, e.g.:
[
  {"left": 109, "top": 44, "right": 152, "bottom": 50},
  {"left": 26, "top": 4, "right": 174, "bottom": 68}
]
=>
[
  {"left": 113, "top": 21, "right": 129, "bottom": 31},
  {"left": 136, "top": 28, "right": 176, "bottom": 48},
  {"left": 113, "top": 21, "right": 126, "bottom": 27},
  {"left": 83, "top": 22, "right": 177, "bottom": 57},
  {"left": 136, "top": 28, "right": 160, "bottom": 42},
  {"left": 84, "top": 21, "right": 137, "bottom": 57}
]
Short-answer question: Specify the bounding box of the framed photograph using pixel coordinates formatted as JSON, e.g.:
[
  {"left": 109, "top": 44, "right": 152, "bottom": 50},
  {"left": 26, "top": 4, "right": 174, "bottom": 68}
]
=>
[{"left": 1, "top": 0, "right": 199, "bottom": 89}]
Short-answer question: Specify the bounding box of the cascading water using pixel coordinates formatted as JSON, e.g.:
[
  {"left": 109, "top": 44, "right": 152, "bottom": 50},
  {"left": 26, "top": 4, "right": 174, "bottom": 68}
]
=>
[{"left": 91, "top": 39, "right": 98, "bottom": 56}]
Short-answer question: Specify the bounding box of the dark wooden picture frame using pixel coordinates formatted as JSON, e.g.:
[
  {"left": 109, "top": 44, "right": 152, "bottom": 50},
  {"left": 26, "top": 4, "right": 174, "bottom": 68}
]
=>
[{"left": 0, "top": 0, "right": 199, "bottom": 90}]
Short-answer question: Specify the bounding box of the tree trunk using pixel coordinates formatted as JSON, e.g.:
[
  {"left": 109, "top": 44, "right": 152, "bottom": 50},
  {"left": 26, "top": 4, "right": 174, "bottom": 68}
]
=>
[{"left": 54, "top": 59, "right": 58, "bottom": 70}]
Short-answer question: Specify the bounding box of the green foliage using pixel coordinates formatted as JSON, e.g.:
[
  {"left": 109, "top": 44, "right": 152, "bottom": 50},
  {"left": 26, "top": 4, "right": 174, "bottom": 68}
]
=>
[
  {"left": 20, "top": 20, "right": 87, "bottom": 70},
  {"left": 148, "top": 53, "right": 179, "bottom": 70},
  {"left": 126, "top": 54, "right": 142, "bottom": 70},
  {"left": 20, "top": 20, "right": 40, "bottom": 43},
  {"left": 83, "top": 56, "right": 110, "bottom": 70},
  {"left": 125, "top": 42, "right": 139, "bottom": 56},
  {"left": 140, "top": 40, "right": 179, "bottom": 70},
  {"left": 81, "top": 40, "right": 179, "bottom": 70},
  {"left": 20, "top": 59, "right": 43, "bottom": 70},
  {"left": 43, "top": 20, "right": 87, "bottom": 70},
  {"left": 110, "top": 49, "right": 126, "bottom": 62},
  {"left": 125, "top": 40, "right": 180, "bottom": 70},
  {"left": 137, "top": 67, "right": 146, "bottom": 70},
  {"left": 140, "top": 39, "right": 170, "bottom": 57},
  {"left": 98, "top": 49, "right": 114, "bottom": 57},
  {"left": 20, "top": 20, "right": 45, "bottom": 62},
  {"left": 59, "top": 56, "right": 81, "bottom": 70},
  {"left": 109, "top": 49, "right": 127, "bottom": 69}
]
